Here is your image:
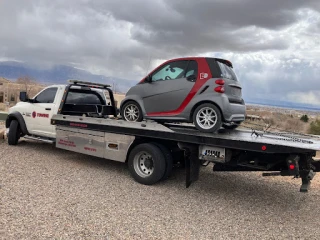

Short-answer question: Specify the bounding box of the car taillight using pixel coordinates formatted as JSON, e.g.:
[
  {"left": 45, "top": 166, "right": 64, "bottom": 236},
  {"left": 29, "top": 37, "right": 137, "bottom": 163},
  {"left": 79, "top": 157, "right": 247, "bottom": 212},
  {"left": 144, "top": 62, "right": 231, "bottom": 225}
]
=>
[
  {"left": 215, "top": 79, "right": 225, "bottom": 85},
  {"left": 214, "top": 86, "right": 225, "bottom": 93}
]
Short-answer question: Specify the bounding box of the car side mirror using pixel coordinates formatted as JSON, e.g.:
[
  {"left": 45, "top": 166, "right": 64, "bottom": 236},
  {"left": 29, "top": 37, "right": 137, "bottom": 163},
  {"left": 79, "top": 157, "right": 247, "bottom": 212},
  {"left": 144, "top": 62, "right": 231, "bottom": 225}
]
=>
[
  {"left": 19, "top": 91, "right": 28, "bottom": 102},
  {"left": 145, "top": 75, "right": 152, "bottom": 83},
  {"left": 186, "top": 74, "right": 196, "bottom": 82}
]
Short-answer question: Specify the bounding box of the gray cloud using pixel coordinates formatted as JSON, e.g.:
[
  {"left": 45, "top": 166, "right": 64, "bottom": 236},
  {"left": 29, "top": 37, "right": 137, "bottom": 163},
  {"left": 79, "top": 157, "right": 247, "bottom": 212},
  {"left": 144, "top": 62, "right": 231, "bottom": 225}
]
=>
[{"left": 0, "top": 0, "right": 319, "bottom": 104}]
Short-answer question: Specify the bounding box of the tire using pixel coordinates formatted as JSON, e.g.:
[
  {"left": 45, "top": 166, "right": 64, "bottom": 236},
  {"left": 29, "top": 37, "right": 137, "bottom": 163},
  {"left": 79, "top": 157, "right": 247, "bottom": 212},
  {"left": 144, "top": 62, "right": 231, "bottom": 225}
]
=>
[
  {"left": 193, "top": 103, "right": 222, "bottom": 133},
  {"left": 152, "top": 142, "right": 173, "bottom": 180},
  {"left": 128, "top": 143, "right": 166, "bottom": 185},
  {"left": 8, "top": 120, "right": 20, "bottom": 145},
  {"left": 121, "top": 101, "right": 143, "bottom": 122}
]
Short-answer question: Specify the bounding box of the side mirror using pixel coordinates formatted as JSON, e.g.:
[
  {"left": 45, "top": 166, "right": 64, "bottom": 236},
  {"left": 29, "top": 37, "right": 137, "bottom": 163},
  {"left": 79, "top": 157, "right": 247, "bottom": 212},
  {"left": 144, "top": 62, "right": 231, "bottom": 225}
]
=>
[
  {"left": 19, "top": 91, "right": 28, "bottom": 102},
  {"left": 145, "top": 75, "right": 152, "bottom": 83},
  {"left": 186, "top": 74, "right": 196, "bottom": 82}
]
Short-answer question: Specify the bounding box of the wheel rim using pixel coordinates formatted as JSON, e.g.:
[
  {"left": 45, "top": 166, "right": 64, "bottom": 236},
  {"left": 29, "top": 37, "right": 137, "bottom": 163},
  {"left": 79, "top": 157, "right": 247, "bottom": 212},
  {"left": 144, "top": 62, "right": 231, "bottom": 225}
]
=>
[
  {"left": 196, "top": 107, "right": 218, "bottom": 130},
  {"left": 133, "top": 151, "right": 154, "bottom": 178},
  {"left": 124, "top": 104, "right": 140, "bottom": 121}
]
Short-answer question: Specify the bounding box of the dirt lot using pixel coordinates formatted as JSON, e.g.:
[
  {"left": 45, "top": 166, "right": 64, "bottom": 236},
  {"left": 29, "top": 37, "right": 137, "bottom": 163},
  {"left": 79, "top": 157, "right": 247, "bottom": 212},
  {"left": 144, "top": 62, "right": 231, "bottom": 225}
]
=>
[{"left": 1, "top": 140, "right": 320, "bottom": 239}]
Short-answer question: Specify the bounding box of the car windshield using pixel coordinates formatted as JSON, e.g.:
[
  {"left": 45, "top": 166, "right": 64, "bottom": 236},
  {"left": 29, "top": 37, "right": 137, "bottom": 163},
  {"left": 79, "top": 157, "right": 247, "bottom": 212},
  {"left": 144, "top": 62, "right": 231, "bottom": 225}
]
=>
[{"left": 217, "top": 61, "right": 238, "bottom": 81}]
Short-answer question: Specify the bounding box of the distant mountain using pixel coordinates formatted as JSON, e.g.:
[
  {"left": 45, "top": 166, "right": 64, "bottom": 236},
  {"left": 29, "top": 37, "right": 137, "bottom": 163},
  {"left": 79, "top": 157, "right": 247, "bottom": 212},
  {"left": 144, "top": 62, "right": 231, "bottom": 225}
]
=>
[
  {"left": 245, "top": 98, "right": 320, "bottom": 112},
  {"left": 0, "top": 61, "right": 136, "bottom": 93}
]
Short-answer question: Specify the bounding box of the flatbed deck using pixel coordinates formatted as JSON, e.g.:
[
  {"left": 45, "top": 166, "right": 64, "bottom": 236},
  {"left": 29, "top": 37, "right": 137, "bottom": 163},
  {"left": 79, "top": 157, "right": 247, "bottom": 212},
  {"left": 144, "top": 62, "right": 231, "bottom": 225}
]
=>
[{"left": 52, "top": 114, "right": 320, "bottom": 154}]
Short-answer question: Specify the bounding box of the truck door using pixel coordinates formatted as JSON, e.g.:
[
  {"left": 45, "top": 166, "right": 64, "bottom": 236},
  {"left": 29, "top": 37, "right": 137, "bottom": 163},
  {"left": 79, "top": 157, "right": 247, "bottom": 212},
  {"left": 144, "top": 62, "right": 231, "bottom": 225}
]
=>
[{"left": 27, "top": 87, "right": 59, "bottom": 138}]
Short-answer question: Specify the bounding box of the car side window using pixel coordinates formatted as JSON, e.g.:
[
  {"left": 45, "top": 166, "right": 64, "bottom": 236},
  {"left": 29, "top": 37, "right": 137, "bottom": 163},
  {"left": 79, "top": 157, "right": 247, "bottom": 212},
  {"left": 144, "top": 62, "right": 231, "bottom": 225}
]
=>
[
  {"left": 185, "top": 60, "right": 198, "bottom": 78},
  {"left": 151, "top": 60, "right": 188, "bottom": 82},
  {"left": 34, "top": 87, "right": 58, "bottom": 103}
]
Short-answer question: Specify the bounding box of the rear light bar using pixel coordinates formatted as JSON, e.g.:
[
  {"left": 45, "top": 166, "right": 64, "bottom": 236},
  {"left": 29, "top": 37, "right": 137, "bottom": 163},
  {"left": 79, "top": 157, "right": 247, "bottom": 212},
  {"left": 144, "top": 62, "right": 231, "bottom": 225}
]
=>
[{"left": 287, "top": 155, "right": 299, "bottom": 176}]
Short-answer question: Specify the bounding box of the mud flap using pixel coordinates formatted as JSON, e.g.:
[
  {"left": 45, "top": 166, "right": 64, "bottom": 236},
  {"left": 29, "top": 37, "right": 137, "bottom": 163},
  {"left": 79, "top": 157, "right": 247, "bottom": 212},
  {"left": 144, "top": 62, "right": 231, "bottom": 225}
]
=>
[
  {"left": 178, "top": 143, "right": 200, "bottom": 188},
  {"left": 300, "top": 170, "right": 316, "bottom": 192}
]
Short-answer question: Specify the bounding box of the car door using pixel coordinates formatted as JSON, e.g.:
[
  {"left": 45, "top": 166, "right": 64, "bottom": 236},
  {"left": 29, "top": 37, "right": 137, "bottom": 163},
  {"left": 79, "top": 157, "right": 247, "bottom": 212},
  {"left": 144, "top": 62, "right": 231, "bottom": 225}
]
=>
[
  {"left": 143, "top": 60, "right": 198, "bottom": 114},
  {"left": 28, "top": 87, "right": 58, "bottom": 138}
]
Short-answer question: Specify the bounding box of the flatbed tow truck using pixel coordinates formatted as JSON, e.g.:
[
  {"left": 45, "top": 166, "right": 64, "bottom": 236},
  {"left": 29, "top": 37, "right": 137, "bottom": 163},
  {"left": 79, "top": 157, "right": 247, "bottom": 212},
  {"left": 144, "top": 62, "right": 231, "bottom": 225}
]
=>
[{"left": 7, "top": 80, "right": 320, "bottom": 192}]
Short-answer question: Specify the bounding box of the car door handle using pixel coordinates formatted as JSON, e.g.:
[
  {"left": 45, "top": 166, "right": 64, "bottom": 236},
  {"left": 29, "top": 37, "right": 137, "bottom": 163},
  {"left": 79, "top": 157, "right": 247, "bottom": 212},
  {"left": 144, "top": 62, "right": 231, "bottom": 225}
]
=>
[{"left": 45, "top": 108, "right": 51, "bottom": 111}]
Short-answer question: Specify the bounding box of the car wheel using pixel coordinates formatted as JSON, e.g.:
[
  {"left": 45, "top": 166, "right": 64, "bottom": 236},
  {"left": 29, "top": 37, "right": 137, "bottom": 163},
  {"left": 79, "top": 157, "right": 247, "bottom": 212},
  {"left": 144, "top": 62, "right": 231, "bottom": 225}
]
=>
[
  {"left": 121, "top": 101, "right": 143, "bottom": 122},
  {"left": 193, "top": 103, "right": 222, "bottom": 133},
  {"left": 128, "top": 143, "right": 166, "bottom": 185},
  {"left": 8, "top": 120, "right": 20, "bottom": 145}
]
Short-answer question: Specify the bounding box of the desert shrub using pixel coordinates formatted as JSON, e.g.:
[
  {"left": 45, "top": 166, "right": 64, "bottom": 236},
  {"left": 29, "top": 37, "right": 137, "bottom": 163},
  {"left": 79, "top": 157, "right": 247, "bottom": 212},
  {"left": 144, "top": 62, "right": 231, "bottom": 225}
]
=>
[
  {"left": 309, "top": 119, "right": 320, "bottom": 135},
  {"left": 284, "top": 118, "right": 305, "bottom": 133},
  {"left": 0, "top": 104, "right": 5, "bottom": 111},
  {"left": 264, "top": 117, "right": 275, "bottom": 126},
  {"left": 300, "top": 114, "right": 309, "bottom": 122}
]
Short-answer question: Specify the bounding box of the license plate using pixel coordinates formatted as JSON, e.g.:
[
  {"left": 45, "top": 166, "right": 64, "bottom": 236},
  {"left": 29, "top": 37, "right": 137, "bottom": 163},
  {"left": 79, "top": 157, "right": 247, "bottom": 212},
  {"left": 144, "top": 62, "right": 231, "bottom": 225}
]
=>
[{"left": 199, "top": 145, "right": 226, "bottom": 163}]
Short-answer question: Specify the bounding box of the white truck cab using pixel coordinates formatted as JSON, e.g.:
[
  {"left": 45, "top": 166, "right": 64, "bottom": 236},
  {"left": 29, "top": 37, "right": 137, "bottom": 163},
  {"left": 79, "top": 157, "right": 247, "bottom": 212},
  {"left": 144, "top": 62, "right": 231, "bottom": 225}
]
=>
[{"left": 6, "top": 82, "right": 110, "bottom": 142}]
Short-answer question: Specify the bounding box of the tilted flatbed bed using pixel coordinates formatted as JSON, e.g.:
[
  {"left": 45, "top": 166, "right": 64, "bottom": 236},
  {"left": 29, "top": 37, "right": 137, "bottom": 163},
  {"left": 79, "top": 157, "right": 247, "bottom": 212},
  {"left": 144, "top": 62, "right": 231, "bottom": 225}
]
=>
[{"left": 52, "top": 115, "right": 320, "bottom": 154}]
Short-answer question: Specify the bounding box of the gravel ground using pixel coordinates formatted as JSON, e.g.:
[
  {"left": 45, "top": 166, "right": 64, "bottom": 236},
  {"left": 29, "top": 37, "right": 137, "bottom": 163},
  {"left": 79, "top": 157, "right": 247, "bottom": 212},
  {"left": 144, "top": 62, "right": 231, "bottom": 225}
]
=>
[{"left": 1, "top": 140, "right": 320, "bottom": 239}]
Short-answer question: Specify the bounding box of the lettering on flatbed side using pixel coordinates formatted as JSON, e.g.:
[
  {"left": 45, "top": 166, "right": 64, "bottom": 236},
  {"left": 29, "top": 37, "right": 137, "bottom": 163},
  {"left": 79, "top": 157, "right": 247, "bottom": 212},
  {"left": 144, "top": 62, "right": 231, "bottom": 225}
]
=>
[
  {"left": 84, "top": 147, "right": 97, "bottom": 152},
  {"left": 58, "top": 139, "right": 76, "bottom": 147},
  {"left": 70, "top": 122, "right": 88, "bottom": 128}
]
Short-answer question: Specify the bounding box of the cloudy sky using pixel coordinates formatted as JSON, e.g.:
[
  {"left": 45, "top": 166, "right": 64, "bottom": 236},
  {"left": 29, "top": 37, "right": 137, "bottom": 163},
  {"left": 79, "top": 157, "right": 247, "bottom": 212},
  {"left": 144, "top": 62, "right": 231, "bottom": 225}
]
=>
[{"left": 0, "top": 0, "right": 319, "bottom": 105}]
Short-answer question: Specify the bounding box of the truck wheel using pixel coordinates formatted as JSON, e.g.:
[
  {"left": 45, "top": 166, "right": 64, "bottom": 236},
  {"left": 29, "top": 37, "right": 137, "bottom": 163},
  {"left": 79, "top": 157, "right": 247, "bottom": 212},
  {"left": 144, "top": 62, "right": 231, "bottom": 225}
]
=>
[
  {"left": 8, "top": 120, "right": 20, "bottom": 145},
  {"left": 152, "top": 142, "right": 173, "bottom": 180},
  {"left": 121, "top": 101, "right": 143, "bottom": 122},
  {"left": 128, "top": 143, "right": 166, "bottom": 185},
  {"left": 193, "top": 103, "right": 222, "bottom": 133}
]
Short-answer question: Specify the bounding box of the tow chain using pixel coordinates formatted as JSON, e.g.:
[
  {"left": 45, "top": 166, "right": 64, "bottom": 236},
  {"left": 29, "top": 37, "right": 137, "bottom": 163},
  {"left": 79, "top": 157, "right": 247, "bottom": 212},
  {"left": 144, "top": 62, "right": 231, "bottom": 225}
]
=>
[{"left": 240, "top": 123, "right": 315, "bottom": 144}]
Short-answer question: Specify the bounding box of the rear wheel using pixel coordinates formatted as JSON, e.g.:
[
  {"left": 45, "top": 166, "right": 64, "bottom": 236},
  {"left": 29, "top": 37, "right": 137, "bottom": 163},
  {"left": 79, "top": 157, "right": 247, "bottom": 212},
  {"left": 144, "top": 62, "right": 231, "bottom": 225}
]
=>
[
  {"left": 8, "top": 120, "right": 20, "bottom": 145},
  {"left": 152, "top": 142, "right": 173, "bottom": 180},
  {"left": 121, "top": 101, "right": 143, "bottom": 122},
  {"left": 128, "top": 143, "right": 166, "bottom": 185},
  {"left": 193, "top": 103, "right": 222, "bottom": 133}
]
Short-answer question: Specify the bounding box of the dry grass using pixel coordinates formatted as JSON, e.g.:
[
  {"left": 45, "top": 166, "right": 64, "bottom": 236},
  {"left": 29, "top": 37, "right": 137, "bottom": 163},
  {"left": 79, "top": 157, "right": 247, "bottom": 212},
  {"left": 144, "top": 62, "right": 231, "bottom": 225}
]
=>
[
  {"left": 244, "top": 108, "right": 315, "bottom": 134},
  {"left": 0, "top": 103, "right": 6, "bottom": 111}
]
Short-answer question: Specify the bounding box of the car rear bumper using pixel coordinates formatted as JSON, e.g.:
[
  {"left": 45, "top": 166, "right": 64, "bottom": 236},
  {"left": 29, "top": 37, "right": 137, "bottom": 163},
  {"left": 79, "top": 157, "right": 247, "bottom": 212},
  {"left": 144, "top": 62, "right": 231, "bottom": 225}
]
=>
[{"left": 221, "top": 97, "right": 246, "bottom": 122}]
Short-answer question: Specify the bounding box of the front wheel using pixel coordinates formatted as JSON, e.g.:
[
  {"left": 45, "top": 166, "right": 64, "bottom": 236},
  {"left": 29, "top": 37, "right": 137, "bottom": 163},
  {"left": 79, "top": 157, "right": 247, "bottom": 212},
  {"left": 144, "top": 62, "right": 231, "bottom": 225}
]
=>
[
  {"left": 128, "top": 143, "right": 166, "bottom": 185},
  {"left": 193, "top": 103, "right": 222, "bottom": 133},
  {"left": 7, "top": 120, "right": 20, "bottom": 145},
  {"left": 121, "top": 101, "right": 143, "bottom": 122}
]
